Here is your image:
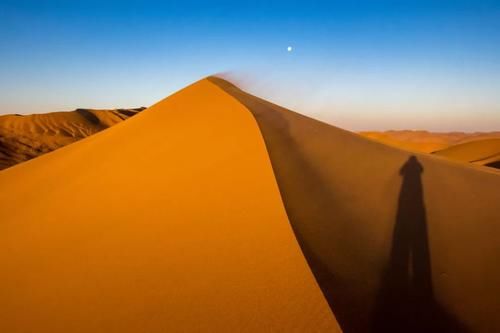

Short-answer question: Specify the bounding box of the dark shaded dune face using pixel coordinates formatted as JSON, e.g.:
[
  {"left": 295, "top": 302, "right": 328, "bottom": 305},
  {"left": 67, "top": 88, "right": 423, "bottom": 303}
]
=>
[
  {"left": 371, "top": 156, "right": 468, "bottom": 333},
  {"left": 0, "top": 107, "right": 144, "bottom": 170},
  {"left": 486, "top": 161, "right": 500, "bottom": 169},
  {"left": 210, "top": 77, "right": 500, "bottom": 333}
]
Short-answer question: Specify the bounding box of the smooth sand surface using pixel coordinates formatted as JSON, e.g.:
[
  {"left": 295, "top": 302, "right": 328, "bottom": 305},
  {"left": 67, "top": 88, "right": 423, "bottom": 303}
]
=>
[
  {"left": 361, "top": 130, "right": 500, "bottom": 154},
  {"left": 211, "top": 77, "right": 500, "bottom": 333},
  {"left": 433, "top": 138, "right": 500, "bottom": 168},
  {"left": 0, "top": 108, "right": 144, "bottom": 170},
  {"left": 0, "top": 80, "right": 340, "bottom": 332}
]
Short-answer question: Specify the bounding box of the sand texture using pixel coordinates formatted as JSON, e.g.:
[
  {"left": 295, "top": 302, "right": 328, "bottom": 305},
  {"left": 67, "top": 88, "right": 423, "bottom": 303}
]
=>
[{"left": 0, "top": 108, "right": 144, "bottom": 170}]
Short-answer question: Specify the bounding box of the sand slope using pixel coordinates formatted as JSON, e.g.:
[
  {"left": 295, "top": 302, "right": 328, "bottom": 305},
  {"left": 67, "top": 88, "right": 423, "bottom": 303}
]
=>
[
  {"left": 0, "top": 80, "right": 339, "bottom": 332},
  {"left": 0, "top": 108, "right": 144, "bottom": 170},
  {"left": 361, "top": 130, "right": 500, "bottom": 154},
  {"left": 210, "top": 77, "right": 500, "bottom": 333},
  {"left": 433, "top": 138, "right": 500, "bottom": 169}
]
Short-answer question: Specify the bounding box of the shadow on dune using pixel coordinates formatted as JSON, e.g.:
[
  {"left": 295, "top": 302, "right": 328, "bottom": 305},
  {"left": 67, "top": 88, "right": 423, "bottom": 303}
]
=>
[
  {"left": 372, "top": 156, "right": 467, "bottom": 333},
  {"left": 486, "top": 161, "right": 500, "bottom": 169},
  {"left": 208, "top": 78, "right": 468, "bottom": 332},
  {"left": 251, "top": 108, "right": 365, "bottom": 331},
  {"left": 208, "top": 77, "right": 371, "bottom": 331},
  {"left": 76, "top": 109, "right": 101, "bottom": 126}
]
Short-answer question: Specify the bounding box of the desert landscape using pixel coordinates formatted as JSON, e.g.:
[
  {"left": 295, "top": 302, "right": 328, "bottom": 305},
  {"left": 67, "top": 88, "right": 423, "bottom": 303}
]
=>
[
  {"left": 360, "top": 130, "right": 500, "bottom": 169},
  {"left": 2, "top": 108, "right": 499, "bottom": 172},
  {"left": 1, "top": 77, "right": 500, "bottom": 332},
  {"left": 2, "top": 1, "right": 500, "bottom": 332}
]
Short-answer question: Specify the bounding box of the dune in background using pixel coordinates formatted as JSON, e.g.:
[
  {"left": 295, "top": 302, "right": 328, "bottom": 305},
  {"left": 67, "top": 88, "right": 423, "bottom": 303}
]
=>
[
  {"left": 433, "top": 138, "right": 500, "bottom": 168},
  {"left": 360, "top": 130, "right": 500, "bottom": 154},
  {"left": 0, "top": 108, "right": 144, "bottom": 170},
  {"left": 210, "top": 77, "right": 500, "bottom": 333},
  {"left": 0, "top": 79, "right": 339, "bottom": 332}
]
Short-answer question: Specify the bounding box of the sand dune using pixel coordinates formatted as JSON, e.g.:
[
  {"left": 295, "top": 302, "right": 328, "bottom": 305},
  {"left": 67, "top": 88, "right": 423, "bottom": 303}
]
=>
[
  {"left": 433, "top": 138, "right": 500, "bottom": 169},
  {"left": 0, "top": 80, "right": 339, "bottom": 332},
  {"left": 361, "top": 130, "right": 500, "bottom": 153},
  {"left": 210, "top": 77, "right": 500, "bottom": 333},
  {"left": 0, "top": 108, "right": 144, "bottom": 170},
  {"left": 2, "top": 77, "right": 500, "bottom": 332}
]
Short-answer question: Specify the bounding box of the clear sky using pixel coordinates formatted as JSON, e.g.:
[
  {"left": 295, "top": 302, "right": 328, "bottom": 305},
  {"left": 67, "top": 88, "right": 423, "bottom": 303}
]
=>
[{"left": 1, "top": 0, "right": 499, "bottom": 131}]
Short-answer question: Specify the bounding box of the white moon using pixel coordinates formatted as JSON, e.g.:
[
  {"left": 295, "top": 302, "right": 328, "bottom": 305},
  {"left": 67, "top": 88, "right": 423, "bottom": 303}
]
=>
[{"left": 287, "top": 46, "right": 293, "bottom": 52}]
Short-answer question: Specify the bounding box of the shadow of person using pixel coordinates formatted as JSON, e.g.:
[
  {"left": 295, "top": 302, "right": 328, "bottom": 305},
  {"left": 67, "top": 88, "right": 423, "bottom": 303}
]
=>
[
  {"left": 208, "top": 77, "right": 470, "bottom": 332},
  {"left": 372, "top": 156, "right": 468, "bottom": 333}
]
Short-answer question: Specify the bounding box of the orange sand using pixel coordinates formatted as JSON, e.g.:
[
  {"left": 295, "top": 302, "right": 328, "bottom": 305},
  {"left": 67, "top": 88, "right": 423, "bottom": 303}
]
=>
[
  {"left": 361, "top": 130, "right": 500, "bottom": 154},
  {"left": 433, "top": 138, "right": 500, "bottom": 168},
  {"left": 0, "top": 80, "right": 339, "bottom": 332}
]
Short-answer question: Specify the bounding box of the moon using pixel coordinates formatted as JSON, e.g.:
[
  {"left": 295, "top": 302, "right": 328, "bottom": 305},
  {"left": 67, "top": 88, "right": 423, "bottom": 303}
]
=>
[{"left": 287, "top": 46, "right": 293, "bottom": 52}]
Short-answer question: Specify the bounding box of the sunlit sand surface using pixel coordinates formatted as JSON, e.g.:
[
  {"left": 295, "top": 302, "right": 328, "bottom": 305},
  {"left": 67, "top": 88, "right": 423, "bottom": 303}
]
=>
[
  {"left": 361, "top": 130, "right": 500, "bottom": 153},
  {"left": 0, "top": 79, "right": 339, "bottom": 333},
  {"left": 433, "top": 138, "right": 500, "bottom": 168}
]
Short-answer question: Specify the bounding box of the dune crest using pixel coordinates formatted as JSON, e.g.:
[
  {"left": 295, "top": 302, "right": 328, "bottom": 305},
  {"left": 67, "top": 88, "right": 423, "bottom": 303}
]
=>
[{"left": 0, "top": 108, "right": 144, "bottom": 170}]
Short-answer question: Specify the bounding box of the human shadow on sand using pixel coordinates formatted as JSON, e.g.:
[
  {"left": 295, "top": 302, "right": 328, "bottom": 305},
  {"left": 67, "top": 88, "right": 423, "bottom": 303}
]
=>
[
  {"left": 208, "top": 77, "right": 468, "bottom": 332},
  {"left": 372, "top": 156, "right": 468, "bottom": 333}
]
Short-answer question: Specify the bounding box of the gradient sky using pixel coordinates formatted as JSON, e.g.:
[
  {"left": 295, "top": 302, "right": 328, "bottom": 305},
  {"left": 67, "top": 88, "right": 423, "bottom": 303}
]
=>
[{"left": 1, "top": 0, "right": 500, "bottom": 131}]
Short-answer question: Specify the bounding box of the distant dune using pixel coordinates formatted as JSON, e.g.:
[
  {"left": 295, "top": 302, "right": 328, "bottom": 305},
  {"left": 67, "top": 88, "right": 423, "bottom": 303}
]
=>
[
  {"left": 0, "top": 107, "right": 144, "bottom": 170},
  {"left": 1, "top": 77, "right": 499, "bottom": 332},
  {"left": 433, "top": 138, "right": 500, "bottom": 168},
  {"left": 361, "top": 130, "right": 500, "bottom": 154}
]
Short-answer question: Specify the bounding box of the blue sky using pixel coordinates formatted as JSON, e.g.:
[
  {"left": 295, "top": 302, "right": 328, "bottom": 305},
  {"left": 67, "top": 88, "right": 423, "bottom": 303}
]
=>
[{"left": 1, "top": 0, "right": 500, "bottom": 131}]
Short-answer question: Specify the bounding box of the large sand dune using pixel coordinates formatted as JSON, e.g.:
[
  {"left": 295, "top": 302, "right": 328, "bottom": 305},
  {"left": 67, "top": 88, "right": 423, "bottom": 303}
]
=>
[
  {"left": 210, "top": 77, "right": 500, "bottom": 333},
  {"left": 0, "top": 108, "right": 144, "bottom": 170},
  {"left": 2, "top": 77, "right": 500, "bottom": 332},
  {"left": 433, "top": 138, "right": 500, "bottom": 169},
  {"left": 0, "top": 80, "right": 339, "bottom": 332}
]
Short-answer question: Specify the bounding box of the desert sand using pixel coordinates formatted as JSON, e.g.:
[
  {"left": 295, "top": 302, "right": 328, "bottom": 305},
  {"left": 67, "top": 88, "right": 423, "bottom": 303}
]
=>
[
  {"left": 361, "top": 130, "right": 500, "bottom": 154},
  {"left": 0, "top": 79, "right": 339, "bottom": 332},
  {"left": 0, "top": 108, "right": 144, "bottom": 170},
  {"left": 2, "top": 77, "right": 500, "bottom": 332},
  {"left": 433, "top": 138, "right": 500, "bottom": 168}
]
